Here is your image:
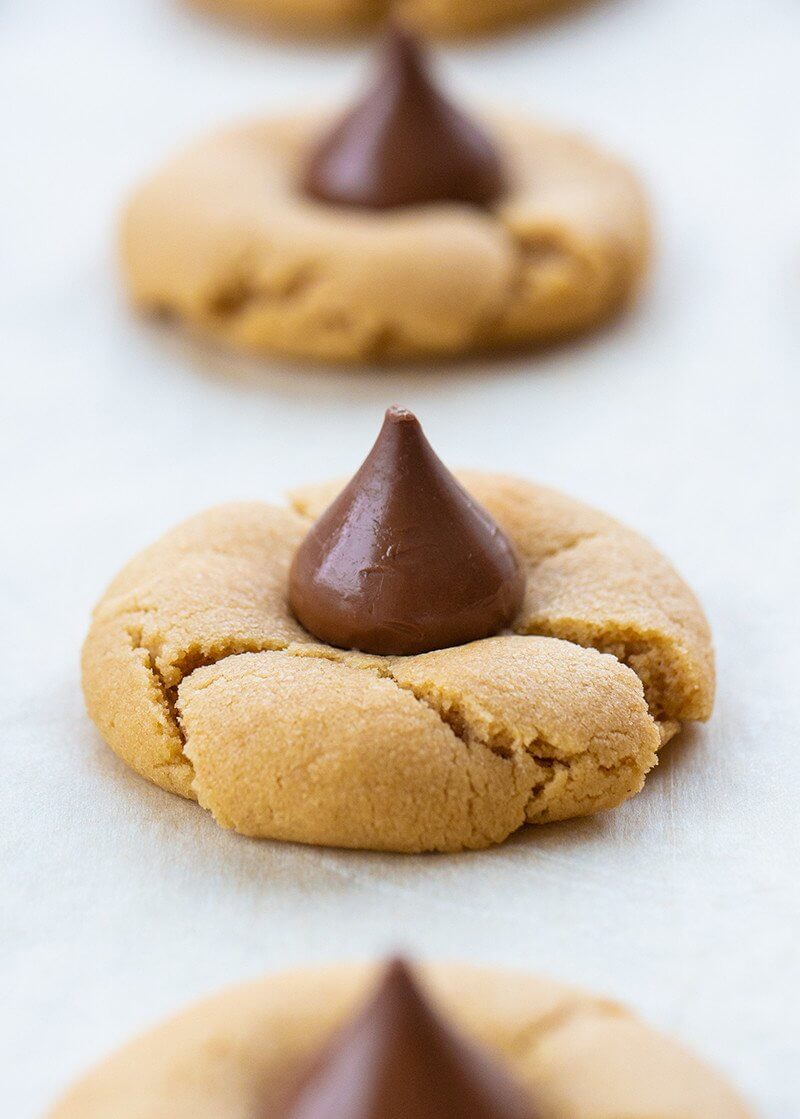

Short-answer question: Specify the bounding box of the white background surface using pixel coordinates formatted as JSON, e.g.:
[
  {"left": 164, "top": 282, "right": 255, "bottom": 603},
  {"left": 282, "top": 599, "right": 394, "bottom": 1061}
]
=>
[{"left": 2, "top": 0, "right": 799, "bottom": 1115}]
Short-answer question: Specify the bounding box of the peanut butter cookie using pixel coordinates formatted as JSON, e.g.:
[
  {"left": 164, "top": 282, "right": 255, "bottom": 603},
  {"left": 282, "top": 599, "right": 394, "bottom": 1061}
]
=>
[
  {"left": 82, "top": 451, "right": 713, "bottom": 852},
  {"left": 48, "top": 962, "right": 750, "bottom": 1119},
  {"left": 122, "top": 29, "right": 649, "bottom": 364}
]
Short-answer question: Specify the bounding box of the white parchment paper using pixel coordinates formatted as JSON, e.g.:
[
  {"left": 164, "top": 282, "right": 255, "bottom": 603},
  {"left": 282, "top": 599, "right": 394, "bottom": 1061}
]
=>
[{"left": 1, "top": 0, "right": 798, "bottom": 1115}]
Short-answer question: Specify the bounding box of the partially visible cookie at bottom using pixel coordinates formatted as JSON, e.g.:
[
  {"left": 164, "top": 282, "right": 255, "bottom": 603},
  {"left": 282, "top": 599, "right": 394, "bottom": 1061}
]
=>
[{"left": 47, "top": 962, "right": 752, "bottom": 1119}]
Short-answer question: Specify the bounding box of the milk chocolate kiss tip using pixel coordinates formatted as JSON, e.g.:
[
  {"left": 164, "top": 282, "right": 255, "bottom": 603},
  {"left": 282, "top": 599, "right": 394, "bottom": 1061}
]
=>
[
  {"left": 301, "top": 23, "right": 506, "bottom": 210},
  {"left": 288, "top": 407, "right": 525, "bottom": 656},
  {"left": 278, "top": 958, "right": 540, "bottom": 1119}
]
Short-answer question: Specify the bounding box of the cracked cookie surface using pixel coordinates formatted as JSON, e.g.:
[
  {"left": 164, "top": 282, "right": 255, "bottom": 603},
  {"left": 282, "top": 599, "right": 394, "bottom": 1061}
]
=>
[
  {"left": 121, "top": 115, "right": 649, "bottom": 364},
  {"left": 81, "top": 473, "right": 713, "bottom": 852},
  {"left": 47, "top": 963, "right": 751, "bottom": 1118},
  {"left": 188, "top": 0, "right": 582, "bottom": 38}
]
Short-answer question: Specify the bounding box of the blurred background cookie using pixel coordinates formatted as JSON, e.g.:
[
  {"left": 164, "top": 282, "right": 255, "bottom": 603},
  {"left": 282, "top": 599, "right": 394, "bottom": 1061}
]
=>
[
  {"left": 122, "top": 26, "right": 649, "bottom": 364},
  {"left": 186, "top": 0, "right": 584, "bottom": 40}
]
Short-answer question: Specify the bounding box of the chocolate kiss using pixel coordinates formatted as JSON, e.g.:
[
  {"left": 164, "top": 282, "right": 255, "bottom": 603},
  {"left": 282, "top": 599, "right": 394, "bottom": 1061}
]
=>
[
  {"left": 279, "top": 960, "right": 539, "bottom": 1119},
  {"left": 288, "top": 407, "right": 525, "bottom": 656},
  {"left": 301, "top": 24, "right": 506, "bottom": 210}
]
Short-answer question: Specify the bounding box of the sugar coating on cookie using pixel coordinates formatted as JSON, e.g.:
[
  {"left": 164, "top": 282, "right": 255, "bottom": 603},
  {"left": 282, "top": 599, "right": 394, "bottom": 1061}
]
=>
[
  {"left": 47, "top": 963, "right": 751, "bottom": 1118},
  {"left": 121, "top": 94, "right": 649, "bottom": 362},
  {"left": 81, "top": 473, "right": 714, "bottom": 853}
]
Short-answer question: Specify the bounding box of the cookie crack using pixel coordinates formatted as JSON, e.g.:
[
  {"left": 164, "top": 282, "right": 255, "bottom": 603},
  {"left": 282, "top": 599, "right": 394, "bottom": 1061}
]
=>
[
  {"left": 279, "top": 508, "right": 692, "bottom": 726},
  {"left": 381, "top": 674, "right": 651, "bottom": 838},
  {"left": 476, "top": 224, "right": 600, "bottom": 347},
  {"left": 285, "top": 491, "right": 694, "bottom": 719},
  {"left": 116, "top": 619, "right": 656, "bottom": 843},
  {"left": 503, "top": 995, "right": 628, "bottom": 1061},
  {"left": 517, "top": 618, "right": 681, "bottom": 724},
  {"left": 207, "top": 259, "right": 323, "bottom": 322},
  {"left": 126, "top": 623, "right": 178, "bottom": 725},
  {"left": 204, "top": 257, "right": 411, "bottom": 361},
  {"left": 125, "top": 622, "right": 193, "bottom": 783},
  {"left": 379, "top": 676, "right": 623, "bottom": 836},
  {"left": 121, "top": 609, "right": 301, "bottom": 777},
  {"left": 173, "top": 643, "right": 532, "bottom": 842},
  {"left": 411, "top": 692, "right": 538, "bottom": 843},
  {"left": 521, "top": 531, "right": 600, "bottom": 571},
  {"left": 174, "top": 643, "right": 644, "bottom": 775},
  {"left": 386, "top": 679, "right": 528, "bottom": 761},
  {"left": 508, "top": 527, "right": 708, "bottom": 724},
  {"left": 373, "top": 674, "right": 516, "bottom": 843},
  {"left": 118, "top": 595, "right": 664, "bottom": 822}
]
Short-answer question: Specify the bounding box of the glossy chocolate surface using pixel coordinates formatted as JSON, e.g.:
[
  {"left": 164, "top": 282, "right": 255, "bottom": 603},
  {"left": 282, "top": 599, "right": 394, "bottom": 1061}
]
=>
[
  {"left": 301, "top": 25, "right": 506, "bottom": 210},
  {"left": 279, "top": 960, "right": 539, "bottom": 1119},
  {"left": 289, "top": 407, "right": 525, "bottom": 656}
]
